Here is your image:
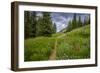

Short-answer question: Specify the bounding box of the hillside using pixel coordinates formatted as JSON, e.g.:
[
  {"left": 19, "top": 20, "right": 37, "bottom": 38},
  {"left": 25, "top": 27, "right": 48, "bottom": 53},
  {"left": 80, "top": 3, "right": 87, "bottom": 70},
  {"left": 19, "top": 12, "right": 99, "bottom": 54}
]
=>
[
  {"left": 56, "top": 25, "right": 90, "bottom": 60},
  {"left": 24, "top": 25, "right": 90, "bottom": 61}
]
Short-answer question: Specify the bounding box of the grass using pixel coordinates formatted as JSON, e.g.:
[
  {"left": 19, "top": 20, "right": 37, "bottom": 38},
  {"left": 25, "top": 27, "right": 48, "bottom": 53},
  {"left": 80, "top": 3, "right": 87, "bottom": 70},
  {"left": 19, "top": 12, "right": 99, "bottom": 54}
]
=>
[
  {"left": 24, "top": 37, "right": 55, "bottom": 61},
  {"left": 24, "top": 25, "right": 90, "bottom": 61},
  {"left": 52, "top": 32, "right": 64, "bottom": 37},
  {"left": 56, "top": 25, "right": 90, "bottom": 60}
]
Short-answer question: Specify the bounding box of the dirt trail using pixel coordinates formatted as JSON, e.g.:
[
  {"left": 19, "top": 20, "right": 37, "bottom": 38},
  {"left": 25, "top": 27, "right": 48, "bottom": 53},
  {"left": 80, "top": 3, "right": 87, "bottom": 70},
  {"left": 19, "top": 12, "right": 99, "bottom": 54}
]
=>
[
  {"left": 57, "top": 34, "right": 66, "bottom": 38},
  {"left": 49, "top": 34, "right": 66, "bottom": 60},
  {"left": 49, "top": 39, "right": 57, "bottom": 60}
]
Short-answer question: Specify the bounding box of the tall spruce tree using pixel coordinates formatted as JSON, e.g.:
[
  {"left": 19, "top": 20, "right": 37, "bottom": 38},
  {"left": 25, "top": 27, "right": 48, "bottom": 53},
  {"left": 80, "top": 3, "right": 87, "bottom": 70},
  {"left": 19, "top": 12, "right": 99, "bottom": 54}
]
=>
[
  {"left": 24, "top": 11, "right": 32, "bottom": 39},
  {"left": 52, "top": 23, "right": 57, "bottom": 33},
  {"left": 42, "top": 12, "right": 53, "bottom": 36},
  {"left": 78, "top": 16, "right": 82, "bottom": 27},
  {"left": 67, "top": 13, "right": 77, "bottom": 32},
  {"left": 30, "top": 12, "right": 37, "bottom": 37},
  {"left": 36, "top": 16, "right": 44, "bottom": 36},
  {"left": 67, "top": 21, "right": 72, "bottom": 32},
  {"left": 72, "top": 13, "right": 77, "bottom": 28},
  {"left": 87, "top": 16, "right": 90, "bottom": 25}
]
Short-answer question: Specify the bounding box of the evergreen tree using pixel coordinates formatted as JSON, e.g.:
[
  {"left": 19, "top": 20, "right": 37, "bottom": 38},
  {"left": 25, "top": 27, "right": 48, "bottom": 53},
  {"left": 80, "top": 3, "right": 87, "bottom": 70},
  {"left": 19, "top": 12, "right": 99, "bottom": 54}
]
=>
[
  {"left": 83, "top": 16, "right": 90, "bottom": 25},
  {"left": 36, "top": 16, "right": 44, "bottom": 36},
  {"left": 87, "top": 16, "right": 90, "bottom": 24},
  {"left": 78, "top": 16, "right": 82, "bottom": 27},
  {"left": 24, "top": 11, "right": 32, "bottom": 39},
  {"left": 67, "top": 20, "right": 73, "bottom": 32},
  {"left": 52, "top": 23, "right": 57, "bottom": 33},
  {"left": 72, "top": 13, "right": 77, "bottom": 28},
  {"left": 67, "top": 13, "right": 77, "bottom": 32},
  {"left": 30, "top": 12, "right": 37, "bottom": 37},
  {"left": 42, "top": 12, "right": 53, "bottom": 36},
  {"left": 83, "top": 18, "right": 87, "bottom": 25}
]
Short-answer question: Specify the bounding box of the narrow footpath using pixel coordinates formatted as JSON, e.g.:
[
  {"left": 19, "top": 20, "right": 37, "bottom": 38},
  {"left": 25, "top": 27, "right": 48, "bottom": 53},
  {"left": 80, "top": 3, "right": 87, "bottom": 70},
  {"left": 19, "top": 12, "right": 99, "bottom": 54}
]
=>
[
  {"left": 49, "top": 39, "right": 57, "bottom": 60},
  {"left": 49, "top": 34, "right": 66, "bottom": 60}
]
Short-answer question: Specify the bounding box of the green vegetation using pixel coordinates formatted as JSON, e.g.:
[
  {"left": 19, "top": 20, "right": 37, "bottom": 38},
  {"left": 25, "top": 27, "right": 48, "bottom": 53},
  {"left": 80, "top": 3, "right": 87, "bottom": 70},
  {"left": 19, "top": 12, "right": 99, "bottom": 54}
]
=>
[
  {"left": 24, "top": 11, "right": 56, "bottom": 39},
  {"left": 24, "top": 25, "right": 90, "bottom": 61},
  {"left": 66, "top": 13, "right": 90, "bottom": 32},
  {"left": 24, "top": 37, "right": 55, "bottom": 61},
  {"left": 56, "top": 25, "right": 90, "bottom": 60},
  {"left": 24, "top": 11, "right": 90, "bottom": 61}
]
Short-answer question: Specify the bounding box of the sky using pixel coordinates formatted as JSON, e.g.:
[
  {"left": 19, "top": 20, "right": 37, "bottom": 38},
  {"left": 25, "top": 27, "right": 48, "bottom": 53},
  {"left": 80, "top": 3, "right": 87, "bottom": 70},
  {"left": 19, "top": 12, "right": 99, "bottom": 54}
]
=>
[{"left": 36, "top": 11, "right": 90, "bottom": 32}]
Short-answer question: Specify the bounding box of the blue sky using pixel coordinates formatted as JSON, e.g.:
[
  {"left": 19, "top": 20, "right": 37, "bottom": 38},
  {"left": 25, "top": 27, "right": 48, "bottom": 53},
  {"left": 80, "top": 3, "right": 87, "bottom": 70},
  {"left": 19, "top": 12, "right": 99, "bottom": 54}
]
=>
[
  {"left": 51, "top": 12, "right": 74, "bottom": 32},
  {"left": 36, "top": 11, "right": 90, "bottom": 32}
]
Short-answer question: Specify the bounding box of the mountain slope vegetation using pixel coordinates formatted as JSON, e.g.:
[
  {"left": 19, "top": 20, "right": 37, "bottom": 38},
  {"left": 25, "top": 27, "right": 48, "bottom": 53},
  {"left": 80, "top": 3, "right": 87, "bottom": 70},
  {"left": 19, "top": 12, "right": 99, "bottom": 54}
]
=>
[{"left": 24, "top": 25, "right": 90, "bottom": 61}]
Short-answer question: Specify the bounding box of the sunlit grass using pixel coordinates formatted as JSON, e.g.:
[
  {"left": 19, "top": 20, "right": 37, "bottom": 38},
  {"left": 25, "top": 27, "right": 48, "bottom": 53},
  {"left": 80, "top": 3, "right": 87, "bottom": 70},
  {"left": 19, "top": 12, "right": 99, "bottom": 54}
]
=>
[
  {"left": 24, "top": 25, "right": 90, "bottom": 61},
  {"left": 24, "top": 37, "right": 55, "bottom": 61},
  {"left": 56, "top": 25, "right": 90, "bottom": 60}
]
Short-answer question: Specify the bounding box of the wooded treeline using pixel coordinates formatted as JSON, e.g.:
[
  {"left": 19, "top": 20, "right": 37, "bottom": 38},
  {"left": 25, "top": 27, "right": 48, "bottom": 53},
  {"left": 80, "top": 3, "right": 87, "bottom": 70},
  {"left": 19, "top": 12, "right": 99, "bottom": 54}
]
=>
[
  {"left": 66, "top": 13, "right": 90, "bottom": 32},
  {"left": 24, "top": 11, "right": 56, "bottom": 39},
  {"left": 24, "top": 11, "right": 90, "bottom": 39}
]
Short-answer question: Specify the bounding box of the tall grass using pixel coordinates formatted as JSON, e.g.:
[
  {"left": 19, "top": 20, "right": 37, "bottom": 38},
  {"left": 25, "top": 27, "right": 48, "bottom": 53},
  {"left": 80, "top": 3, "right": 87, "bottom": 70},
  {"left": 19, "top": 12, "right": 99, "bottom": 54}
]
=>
[
  {"left": 56, "top": 25, "right": 90, "bottom": 60},
  {"left": 24, "top": 25, "right": 90, "bottom": 61},
  {"left": 24, "top": 37, "right": 55, "bottom": 61}
]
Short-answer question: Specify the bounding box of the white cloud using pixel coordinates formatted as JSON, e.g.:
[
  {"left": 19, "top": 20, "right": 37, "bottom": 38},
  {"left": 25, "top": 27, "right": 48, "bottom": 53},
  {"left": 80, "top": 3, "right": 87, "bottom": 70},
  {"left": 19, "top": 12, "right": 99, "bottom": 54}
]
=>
[{"left": 36, "top": 12, "right": 43, "bottom": 17}]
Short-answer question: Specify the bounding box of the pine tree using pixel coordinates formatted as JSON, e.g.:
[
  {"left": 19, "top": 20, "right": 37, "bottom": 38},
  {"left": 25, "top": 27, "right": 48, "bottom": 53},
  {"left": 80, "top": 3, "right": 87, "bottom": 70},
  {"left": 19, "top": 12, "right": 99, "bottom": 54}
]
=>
[
  {"left": 78, "top": 16, "right": 82, "bottom": 27},
  {"left": 72, "top": 13, "right": 77, "bottom": 28},
  {"left": 67, "top": 20, "right": 73, "bottom": 32},
  {"left": 36, "top": 16, "right": 44, "bottom": 36},
  {"left": 24, "top": 11, "right": 32, "bottom": 39},
  {"left": 87, "top": 16, "right": 90, "bottom": 24},
  {"left": 30, "top": 12, "right": 37, "bottom": 37},
  {"left": 42, "top": 12, "right": 53, "bottom": 36},
  {"left": 52, "top": 23, "right": 57, "bottom": 33}
]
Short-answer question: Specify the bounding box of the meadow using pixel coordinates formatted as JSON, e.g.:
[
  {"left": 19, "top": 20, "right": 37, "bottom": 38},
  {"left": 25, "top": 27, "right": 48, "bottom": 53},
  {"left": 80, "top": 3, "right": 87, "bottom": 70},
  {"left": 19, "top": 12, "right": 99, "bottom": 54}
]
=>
[{"left": 24, "top": 25, "right": 90, "bottom": 61}]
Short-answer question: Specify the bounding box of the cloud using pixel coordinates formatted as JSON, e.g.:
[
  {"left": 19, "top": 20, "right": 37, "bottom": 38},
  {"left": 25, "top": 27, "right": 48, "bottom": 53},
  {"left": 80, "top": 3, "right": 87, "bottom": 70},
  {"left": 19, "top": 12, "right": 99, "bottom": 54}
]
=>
[
  {"left": 36, "top": 12, "right": 43, "bottom": 17},
  {"left": 50, "top": 12, "right": 90, "bottom": 32},
  {"left": 51, "top": 12, "right": 73, "bottom": 32},
  {"left": 35, "top": 11, "right": 90, "bottom": 32}
]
